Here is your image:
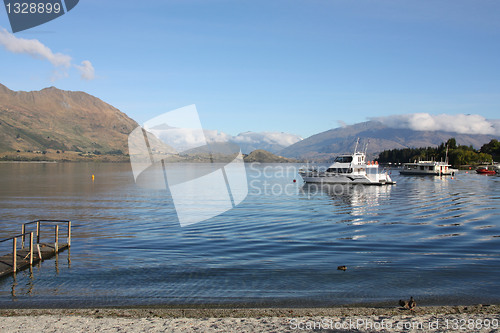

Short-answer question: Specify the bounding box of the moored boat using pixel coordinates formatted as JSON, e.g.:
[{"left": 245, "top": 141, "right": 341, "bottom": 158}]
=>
[
  {"left": 299, "top": 151, "right": 395, "bottom": 185},
  {"left": 400, "top": 160, "right": 457, "bottom": 176},
  {"left": 476, "top": 166, "right": 497, "bottom": 175}
]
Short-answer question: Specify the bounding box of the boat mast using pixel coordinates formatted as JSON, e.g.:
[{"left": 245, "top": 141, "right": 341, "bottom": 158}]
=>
[{"left": 354, "top": 137, "right": 359, "bottom": 154}]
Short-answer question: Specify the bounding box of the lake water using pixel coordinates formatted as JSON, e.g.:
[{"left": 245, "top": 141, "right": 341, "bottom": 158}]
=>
[{"left": 0, "top": 162, "right": 499, "bottom": 308}]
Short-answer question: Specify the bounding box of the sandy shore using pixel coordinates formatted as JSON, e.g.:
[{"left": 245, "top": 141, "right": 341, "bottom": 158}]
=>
[{"left": 1, "top": 305, "right": 499, "bottom": 332}]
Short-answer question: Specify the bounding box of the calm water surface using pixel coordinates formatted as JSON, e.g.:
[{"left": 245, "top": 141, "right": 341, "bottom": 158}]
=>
[{"left": 0, "top": 162, "right": 499, "bottom": 308}]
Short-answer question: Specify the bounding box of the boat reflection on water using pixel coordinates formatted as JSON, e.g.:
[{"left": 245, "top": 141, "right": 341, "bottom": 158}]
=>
[{"left": 299, "top": 182, "right": 393, "bottom": 217}]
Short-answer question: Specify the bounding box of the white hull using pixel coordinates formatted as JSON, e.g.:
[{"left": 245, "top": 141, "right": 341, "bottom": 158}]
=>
[
  {"left": 300, "top": 175, "right": 393, "bottom": 185},
  {"left": 299, "top": 170, "right": 395, "bottom": 185},
  {"left": 399, "top": 170, "right": 456, "bottom": 176}
]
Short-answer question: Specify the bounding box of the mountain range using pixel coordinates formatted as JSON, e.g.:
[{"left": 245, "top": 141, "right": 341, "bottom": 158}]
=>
[
  {"left": 0, "top": 84, "right": 301, "bottom": 159},
  {"left": 1, "top": 83, "right": 499, "bottom": 162},
  {"left": 279, "top": 121, "right": 500, "bottom": 161}
]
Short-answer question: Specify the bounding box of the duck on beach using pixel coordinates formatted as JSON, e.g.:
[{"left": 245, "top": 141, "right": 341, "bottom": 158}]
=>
[
  {"left": 399, "top": 296, "right": 416, "bottom": 311},
  {"left": 408, "top": 296, "right": 417, "bottom": 310}
]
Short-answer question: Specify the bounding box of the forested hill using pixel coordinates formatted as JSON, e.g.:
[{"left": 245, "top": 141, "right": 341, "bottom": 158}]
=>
[{"left": 376, "top": 138, "right": 500, "bottom": 166}]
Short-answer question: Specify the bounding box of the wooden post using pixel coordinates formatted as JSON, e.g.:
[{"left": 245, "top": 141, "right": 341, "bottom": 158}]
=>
[
  {"left": 67, "top": 221, "right": 71, "bottom": 247},
  {"left": 12, "top": 237, "right": 17, "bottom": 272},
  {"left": 21, "top": 224, "right": 25, "bottom": 249},
  {"left": 29, "top": 232, "right": 33, "bottom": 265},
  {"left": 54, "top": 225, "right": 59, "bottom": 252},
  {"left": 36, "top": 221, "right": 40, "bottom": 244},
  {"left": 37, "top": 244, "right": 42, "bottom": 261}
]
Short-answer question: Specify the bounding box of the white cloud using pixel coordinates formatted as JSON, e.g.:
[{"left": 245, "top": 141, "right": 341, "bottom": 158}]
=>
[
  {"left": 0, "top": 28, "right": 95, "bottom": 81},
  {"left": 373, "top": 113, "right": 500, "bottom": 135},
  {"left": 75, "top": 60, "right": 95, "bottom": 80},
  {"left": 148, "top": 128, "right": 207, "bottom": 152},
  {"left": 0, "top": 28, "right": 71, "bottom": 67}
]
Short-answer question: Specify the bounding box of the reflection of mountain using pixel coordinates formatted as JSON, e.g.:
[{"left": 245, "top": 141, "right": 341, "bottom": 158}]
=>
[{"left": 280, "top": 121, "right": 500, "bottom": 160}]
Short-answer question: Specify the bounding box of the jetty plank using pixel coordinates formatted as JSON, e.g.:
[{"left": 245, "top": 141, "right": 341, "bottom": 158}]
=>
[
  {"left": 0, "top": 220, "right": 71, "bottom": 278},
  {"left": 0, "top": 243, "right": 68, "bottom": 278}
]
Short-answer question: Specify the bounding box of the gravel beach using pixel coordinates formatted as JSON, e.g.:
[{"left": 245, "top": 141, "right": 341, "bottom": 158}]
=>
[{"left": 1, "top": 305, "right": 499, "bottom": 332}]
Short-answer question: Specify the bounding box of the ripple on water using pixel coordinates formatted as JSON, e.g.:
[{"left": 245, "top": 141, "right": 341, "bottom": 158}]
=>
[{"left": 0, "top": 164, "right": 499, "bottom": 307}]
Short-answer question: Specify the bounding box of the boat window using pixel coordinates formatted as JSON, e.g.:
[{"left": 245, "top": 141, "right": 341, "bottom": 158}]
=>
[
  {"left": 326, "top": 168, "right": 336, "bottom": 173},
  {"left": 334, "top": 156, "right": 353, "bottom": 163}
]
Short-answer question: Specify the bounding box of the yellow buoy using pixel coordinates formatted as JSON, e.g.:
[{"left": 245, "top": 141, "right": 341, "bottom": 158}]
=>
[{"left": 92, "top": 174, "right": 95, "bottom": 181}]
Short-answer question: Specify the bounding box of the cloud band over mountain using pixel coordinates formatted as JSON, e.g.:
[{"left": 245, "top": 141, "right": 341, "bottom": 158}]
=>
[
  {"left": 147, "top": 127, "right": 303, "bottom": 154},
  {"left": 372, "top": 113, "right": 500, "bottom": 136}
]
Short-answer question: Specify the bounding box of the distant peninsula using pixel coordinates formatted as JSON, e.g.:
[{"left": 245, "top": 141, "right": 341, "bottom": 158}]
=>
[{"left": 243, "top": 149, "right": 297, "bottom": 163}]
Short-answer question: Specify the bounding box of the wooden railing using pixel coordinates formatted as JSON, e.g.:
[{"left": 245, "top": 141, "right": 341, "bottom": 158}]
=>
[
  {"left": 0, "top": 220, "right": 71, "bottom": 274},
  {"left": 21, "top": 220, "right": 71, "bottom": 248},
  {"left": 0, "top": 232, "right": 34, "bottom": 272}
]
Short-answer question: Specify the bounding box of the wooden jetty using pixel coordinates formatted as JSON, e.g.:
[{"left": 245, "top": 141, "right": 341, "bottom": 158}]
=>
[{"left": 0, "top": 220, "right": 71, "bottom": 278}]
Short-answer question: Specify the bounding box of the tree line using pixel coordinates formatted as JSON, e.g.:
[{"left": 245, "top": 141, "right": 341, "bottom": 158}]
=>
[{"left": 377, "top": 138, "right": 500, "bottom": 166}]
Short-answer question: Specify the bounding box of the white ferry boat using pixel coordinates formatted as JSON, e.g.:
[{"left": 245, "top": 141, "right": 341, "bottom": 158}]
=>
[
  {"left": 400, "top": 160, "right": 457, "bottom": 176},
  {"left": 299, "top": 151, "right": 395, "bottom": 185}
]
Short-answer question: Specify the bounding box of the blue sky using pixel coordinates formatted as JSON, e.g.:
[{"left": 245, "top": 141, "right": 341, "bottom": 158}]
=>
[{"left": 1, "top": 0, "right": 499, "bottom": 138}]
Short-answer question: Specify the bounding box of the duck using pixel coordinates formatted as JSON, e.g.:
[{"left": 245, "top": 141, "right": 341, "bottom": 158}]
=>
[
  {"left": 337, "top": 265, "right": 347, "bottom": 271},
  {"left": 408, "top": 296, "right": 416, "bottom": 311},
  {"left": 398, "top": 299, "right": 409, "bottom": 309}
]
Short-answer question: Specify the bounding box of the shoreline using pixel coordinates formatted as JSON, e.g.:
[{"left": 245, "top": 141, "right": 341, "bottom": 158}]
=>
[
  {"left": 1, "top": 305, "right": 499, "bottom": 332},
  {"left": 1, "top": 304, "right": 500, "bottom": 318}
]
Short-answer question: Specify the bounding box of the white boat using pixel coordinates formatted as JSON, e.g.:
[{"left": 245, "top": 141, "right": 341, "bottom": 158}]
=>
[
  {"left": 400, "top": 160, "right": 457, "bottom": 176},
  {"left": 299, "top": 152, "right": 395, "bottom": 185}
]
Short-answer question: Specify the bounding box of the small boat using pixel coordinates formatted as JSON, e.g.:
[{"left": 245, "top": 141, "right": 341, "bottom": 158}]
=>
[
  {"left": 400, "top": 160, "right": 457, "bottom": 176},
  {"left": 400, "top": 145, "right": 458, "bottom": 176},
  {"left": 476, "top": 166, "right": 497, "bottom": 175},
  {"left": 299, "top": 141, "right": 395, "bottom": 185}
]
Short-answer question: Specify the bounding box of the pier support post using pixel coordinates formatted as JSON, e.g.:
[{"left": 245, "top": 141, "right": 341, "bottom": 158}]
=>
[
  {"left": 21, "top": 224, "right": 25, "bottom": 249},
  {"left": 67, "top": 221, "right": 71, "bottom": 247},
  {"left": 29, "top": 232, "right": 33, "bottom": 265},
  {"left": 36, "top": 221, "right": 40, "bottom": 244},
  {"left": 37, "top": 244, "right": 42, "bottom": 261},
  {"left": 54, "top": 225, "right": 59, "bottom": 253},
  {"left": 12, "top": 238, "right": 17, "bottom": 272}
]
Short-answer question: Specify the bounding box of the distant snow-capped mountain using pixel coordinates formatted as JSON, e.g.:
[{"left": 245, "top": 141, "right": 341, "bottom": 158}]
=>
[{"left": 145, "top": 126, "right": 303, "bottom": 155}]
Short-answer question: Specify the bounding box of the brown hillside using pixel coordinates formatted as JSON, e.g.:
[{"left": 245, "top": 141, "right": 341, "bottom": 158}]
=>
[
  {"left": 243, "top": 149, "right": 296, "bottom": 163},
  {"left": 0, "top": 83, "right": 138, "bottom": 154}
]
